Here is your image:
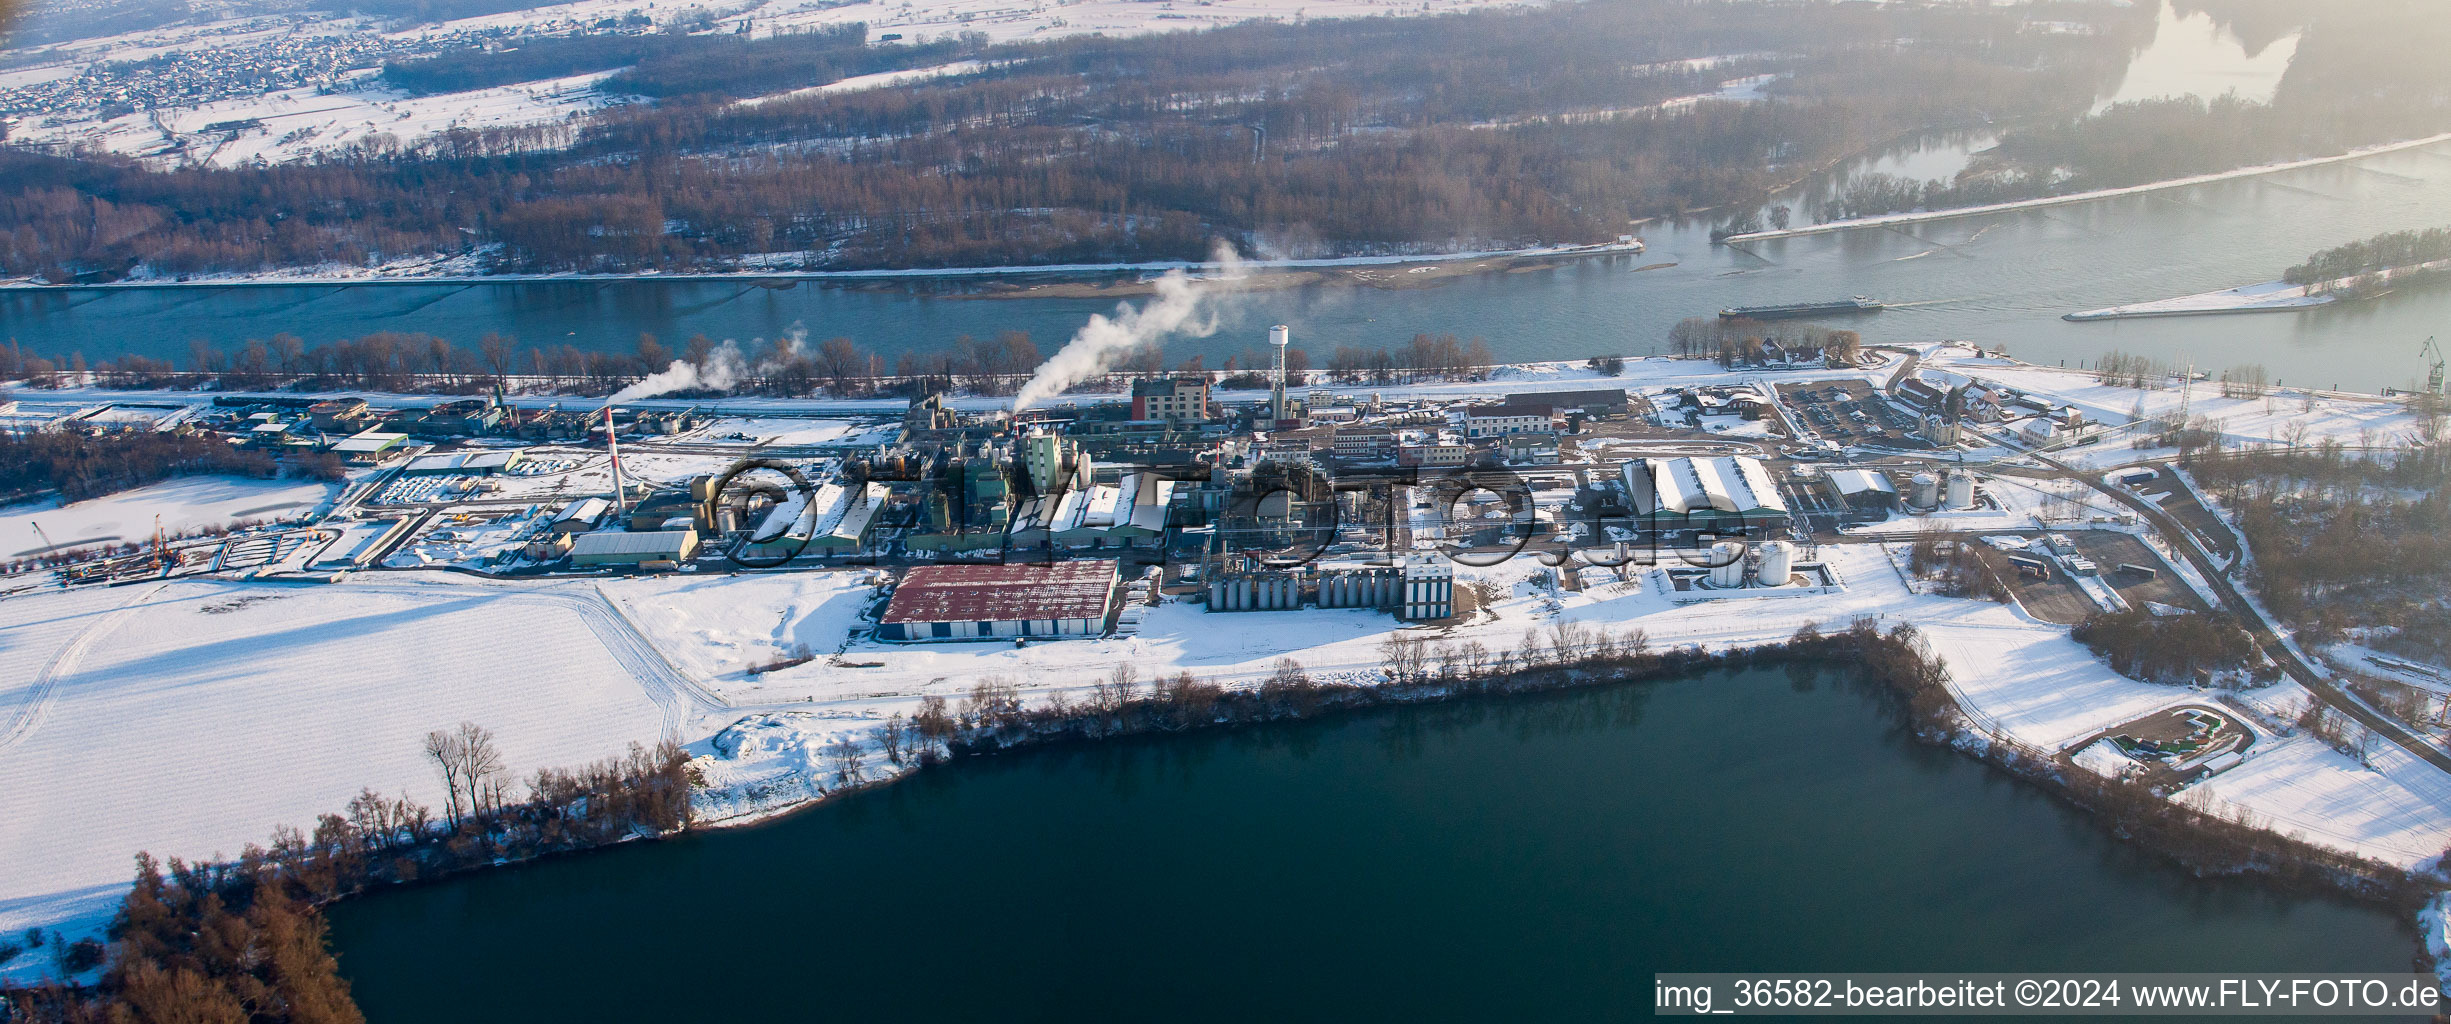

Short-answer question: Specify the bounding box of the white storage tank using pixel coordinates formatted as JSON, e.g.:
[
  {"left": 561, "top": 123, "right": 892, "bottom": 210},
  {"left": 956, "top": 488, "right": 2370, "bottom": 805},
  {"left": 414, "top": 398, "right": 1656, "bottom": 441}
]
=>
[
  {"left": 1755, "top": 540, "right": 1794, "bottom": 587},
  {"left": 1708, "top": 541, "right": 1747, "bottom": 588},
  {"left": 1910, "top": 472, "right": 1941, "bottom": 507},
  {"left": 1945, "top": 472, "right": 1975, "bottom": 509}
]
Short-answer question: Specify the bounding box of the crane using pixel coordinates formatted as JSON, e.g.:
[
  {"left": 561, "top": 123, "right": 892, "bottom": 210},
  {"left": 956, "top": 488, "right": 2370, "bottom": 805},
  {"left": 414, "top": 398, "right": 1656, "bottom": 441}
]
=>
[{"left": 2423, "top": 336, "right": 2447, "bottom": 395}]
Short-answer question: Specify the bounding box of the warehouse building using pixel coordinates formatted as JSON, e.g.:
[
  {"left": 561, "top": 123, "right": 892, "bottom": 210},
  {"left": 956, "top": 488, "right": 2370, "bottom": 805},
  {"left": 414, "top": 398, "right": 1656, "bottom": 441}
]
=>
[
  {"left": 1618, "top": 455, "right": 1790, "bottom": 529},
  {"left": 568, "top": 528, "right": 700, "bottom": 569},
  {"left": 878, "top": 561, "right": 1119, "bottom": 641}
]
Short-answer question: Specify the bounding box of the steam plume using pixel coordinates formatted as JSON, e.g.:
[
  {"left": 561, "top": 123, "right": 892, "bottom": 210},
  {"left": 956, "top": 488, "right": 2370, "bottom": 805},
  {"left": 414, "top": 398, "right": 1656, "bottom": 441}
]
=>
[
  {"left": 1012, "top": 243, "right": 1245, "bottom": 412},
  {"left": 604, "top": 340, "right": 748, "bottom": 405}
]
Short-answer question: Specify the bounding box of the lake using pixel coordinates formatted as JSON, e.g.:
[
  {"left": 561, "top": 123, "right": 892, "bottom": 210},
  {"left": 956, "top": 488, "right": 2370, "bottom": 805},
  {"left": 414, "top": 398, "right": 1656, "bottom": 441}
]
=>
[{"left": 324, "top": 667, "right": 2422, "bottom": 1022}]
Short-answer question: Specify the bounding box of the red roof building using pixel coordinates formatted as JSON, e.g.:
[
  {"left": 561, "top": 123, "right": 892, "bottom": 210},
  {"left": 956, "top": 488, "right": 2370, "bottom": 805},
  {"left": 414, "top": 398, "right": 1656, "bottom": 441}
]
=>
[{"left": 879, "top": 561, "right": 1119, "bottom": 641}]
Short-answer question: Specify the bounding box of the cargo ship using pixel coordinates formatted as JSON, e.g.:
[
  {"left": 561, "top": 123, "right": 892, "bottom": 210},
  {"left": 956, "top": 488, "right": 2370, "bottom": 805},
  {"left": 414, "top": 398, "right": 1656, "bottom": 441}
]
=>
[{"left": 1719, "top": 296, "right": 1884, "bottom": 320}]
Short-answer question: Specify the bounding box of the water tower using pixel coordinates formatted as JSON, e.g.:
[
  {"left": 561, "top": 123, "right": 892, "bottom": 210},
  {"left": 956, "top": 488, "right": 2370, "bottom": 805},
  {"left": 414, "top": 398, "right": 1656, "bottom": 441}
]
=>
[{"left": 1268, "top": 324, "right": 1292, "bottom": 425}]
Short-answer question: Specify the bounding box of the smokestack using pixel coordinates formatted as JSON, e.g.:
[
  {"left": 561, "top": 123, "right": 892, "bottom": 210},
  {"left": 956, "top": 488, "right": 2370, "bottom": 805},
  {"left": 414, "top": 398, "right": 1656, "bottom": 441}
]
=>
[
  {"left": 1268, "top": 324, "right": 1290, "bottom": 426},
  {"left": 605, "top": 406, "right": 627, "bottom": 513}
]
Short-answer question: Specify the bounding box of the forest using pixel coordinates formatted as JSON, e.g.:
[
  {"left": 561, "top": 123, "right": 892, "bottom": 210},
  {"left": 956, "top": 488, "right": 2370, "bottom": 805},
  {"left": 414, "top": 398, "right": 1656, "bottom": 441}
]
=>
[
  {"left": 1813, "top": 0, "right": 2451, "bottom": 226},
  {"left": 0, "top": 429, "right": 289, "bottom": 503},
  {"left": 0, "top": 0, "right": 2144, "bottom": 278},
  {"left": 2185, "top": 441, "right": 2451, "bottom": 654},
  {"left": 2282, "top": 226, "right": 2451, "bottom": 286},
  {"left": 2070, "top": 608, "right": 2264, "bottom": 686}
]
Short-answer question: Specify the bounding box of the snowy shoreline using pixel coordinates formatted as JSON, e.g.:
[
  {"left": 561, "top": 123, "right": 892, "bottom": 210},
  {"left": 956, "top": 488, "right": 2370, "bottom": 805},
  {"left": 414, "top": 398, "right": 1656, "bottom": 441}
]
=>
[
  {"left": 0, "top": 240, "right": 1645, "bottom": 292},
  {"left": 1723, "top": 132, "right": 2451, "bottom": 243},
  {"left": 2065, "top": 257, "right": 2451, "bottom": 322}
]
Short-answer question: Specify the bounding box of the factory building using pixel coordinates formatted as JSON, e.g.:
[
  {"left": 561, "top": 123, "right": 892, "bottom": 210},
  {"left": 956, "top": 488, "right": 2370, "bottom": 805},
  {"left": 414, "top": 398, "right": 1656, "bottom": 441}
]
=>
[
  {"left": 738, "top": 481, "right": 889, "bottom": 561},
  {"left": 1501, "top": 388, "right": 1630, "bottom": 419},
  {"left": 1821, "top": 468, "right": 1899, "bottom": 520},
  {"left": 308, "top": 398, "right": 371, "bottom": 434},
  {"left": 1617, "top": 456, "right": 1790, "bottom": 528},
  {"left": 550, "top": 497, "right": 610, "bottom": 533},
  {"left": 568, "top": 529, "right": 700, "bottom": 568},
  {"left": 1402, "top": 556, "right": 1455, "bottom": 620},
  {"left": 331, "top": 429, "right": 409, "bottom": 464},
  {"left": 1131, "top": 377, "right": 1213, "bottom": 424},
  {"left": 1009, "top": 472, "right": 1176, "bottom": 550},
  {"left": 878, "top": 561, "right": 1119, "bottom": 641},
  {"left": 1462, "top": 403, "right": 1554, "bottom": 438}
]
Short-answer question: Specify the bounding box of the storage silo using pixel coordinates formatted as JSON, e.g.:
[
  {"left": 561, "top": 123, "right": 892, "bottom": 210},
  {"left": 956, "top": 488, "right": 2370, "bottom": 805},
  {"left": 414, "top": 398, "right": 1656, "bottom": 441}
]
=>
[
  {"left": 1945, "top": 472, "right": 1975, "bottom": 509},
  {"left": 1910, "top": 472, "right": 1941, "bottom": 507},
  {"left": 1756, "top": 540, "right": 1794, "bottom": 587},
  {"left": 1708, "top": 541, "right": 1747, "bottom": 588}
]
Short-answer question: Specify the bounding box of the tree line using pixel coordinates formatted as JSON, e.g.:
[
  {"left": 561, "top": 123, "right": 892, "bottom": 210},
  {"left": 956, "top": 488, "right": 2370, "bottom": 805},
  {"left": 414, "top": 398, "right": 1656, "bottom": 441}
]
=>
[
  {"left": 0, "top": 430, "right": 287, "bottom": 504},
  {"left": 2282, "top": 226, "right": 2451, "bottom": 286}
]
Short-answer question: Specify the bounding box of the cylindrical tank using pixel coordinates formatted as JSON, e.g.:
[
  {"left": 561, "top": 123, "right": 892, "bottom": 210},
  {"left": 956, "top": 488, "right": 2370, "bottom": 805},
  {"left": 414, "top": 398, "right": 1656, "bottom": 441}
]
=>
[
  {"left": 1236, "top": 578, "right": 1253, "bottom": 611},
  {"left": 1209, "top": 580, "right": 1224, "bottom": 608},
  {"left": 1269, "top": 324, "right": 1291, "bottom": 348},
  {"left": 1756, "top": 540, "right": 1794, "bottom": 587},
  {"left": 1708, "top": 541, "right": 1747, "bottom": 588},
  {"left": 1911, "top": 472, "right": 1941, "bottom": 507},
  {"left": 1945, "top": 473, "right": 1975, "bottom": 509}
]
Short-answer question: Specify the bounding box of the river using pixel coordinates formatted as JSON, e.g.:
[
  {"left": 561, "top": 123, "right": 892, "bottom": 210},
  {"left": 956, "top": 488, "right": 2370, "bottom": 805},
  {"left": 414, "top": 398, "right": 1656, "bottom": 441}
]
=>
[
  {"left": 9, "top": 136, "right": 2451, "bottom": 395},
  {"left": 12, "top": 4, "right": 2447, "bottom": 393},
  {"left": 324, "top": 668, "right": 2422, "bottom": 1022}
]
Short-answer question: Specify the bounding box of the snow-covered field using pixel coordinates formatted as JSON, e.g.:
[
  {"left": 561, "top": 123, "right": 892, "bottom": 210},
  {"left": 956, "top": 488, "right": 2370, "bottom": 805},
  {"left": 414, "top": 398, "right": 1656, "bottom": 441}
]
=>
[
  {"left": 724, "top": 0, "right": 1547, "bottom": 46},
  {"left": 0, "top": 576, "right": 681, "bottom": 982},
  {"left": 0, "top": 476, "right": 338, "bottom": 557},
  {"left": 9, "top": 71, "right": 618, "bottom": 167},
  {"left": 5, "top": 0, "right": 1547, "bottom": 168}
]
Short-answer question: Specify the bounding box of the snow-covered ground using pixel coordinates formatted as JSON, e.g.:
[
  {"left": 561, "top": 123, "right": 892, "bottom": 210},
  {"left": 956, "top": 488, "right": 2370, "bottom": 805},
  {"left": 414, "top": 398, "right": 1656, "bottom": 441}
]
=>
[
  {"left": 1916, "top": 344, "right": 2422, "bottom": 458},
  {"left": 2064, "top": 279, "right": 2334, "bottom": 321},
  {"left": 735, "top": 60, "right": 991, "bottom": 109},
  {"left": 723, "top": 0, "right": 1548, "bottom": 45},
  {"left": 0, "top": 576, "right": 679, "bottom": 982},
  {"left": 5, "top": 0, "right": 1549, "bottom": 169},
  {"left": 0, "top": 476, "right": 339, "bottom": 557},
  {"left": 10, "top": 71, "right": 619, "bottom": 167},
  {"left": 2064, "top": 258, "right": 2451, "bottom": 322}
]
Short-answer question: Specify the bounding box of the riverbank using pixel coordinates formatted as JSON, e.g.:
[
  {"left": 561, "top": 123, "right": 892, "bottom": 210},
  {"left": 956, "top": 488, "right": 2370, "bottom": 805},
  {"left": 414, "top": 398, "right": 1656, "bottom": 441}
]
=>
[
  {"left": 0, "top": 239, "right": 1646, "bottom": 293},
  {"left": 1721, "top": 131, "right": 2451, "bottom": 244},
  {"left": 2066, "top": 257, "right": 2451, "bottom": 322}
]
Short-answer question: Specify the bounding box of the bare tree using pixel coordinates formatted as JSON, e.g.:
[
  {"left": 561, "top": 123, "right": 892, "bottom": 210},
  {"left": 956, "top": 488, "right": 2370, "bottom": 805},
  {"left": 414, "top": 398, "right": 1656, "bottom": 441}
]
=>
[
  {"left": 877, "top": 713, "right": 908, "bottom": 766},
  {"left": 448, "top": 721, "right": 508, "bottom": 818},
  {"left": 825, "top": 735, "right": 866, "bottom": 788},
  {"left": 423, "top": 729, "right": 465, "bottom": 826}
]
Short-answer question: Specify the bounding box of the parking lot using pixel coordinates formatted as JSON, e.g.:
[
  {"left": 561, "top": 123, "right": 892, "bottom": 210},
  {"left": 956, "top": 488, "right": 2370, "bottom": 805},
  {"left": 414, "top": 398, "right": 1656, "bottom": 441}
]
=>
[{"left": 1776, "top": 380, "right": 1931, "bottom": 450}]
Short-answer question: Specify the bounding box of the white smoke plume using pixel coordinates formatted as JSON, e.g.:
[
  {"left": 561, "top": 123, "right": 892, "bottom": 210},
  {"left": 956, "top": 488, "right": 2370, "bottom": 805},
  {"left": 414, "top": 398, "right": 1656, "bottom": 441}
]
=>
[
  {"left": 756, "top": 324, "right": 811, "bottom": 375},
  {"left": 604, "top": 340, "right": 748, "bottom": 405},
  {"left": 1011, "top": 243, "right": 1246, "bottom": 412}
]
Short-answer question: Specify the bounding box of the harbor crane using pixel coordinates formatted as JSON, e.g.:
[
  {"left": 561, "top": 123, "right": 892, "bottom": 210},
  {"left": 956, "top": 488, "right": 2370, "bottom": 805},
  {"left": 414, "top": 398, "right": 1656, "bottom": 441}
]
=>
[{"left": 2423, "top": 336, "right": 2447, "bottom": 395}]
